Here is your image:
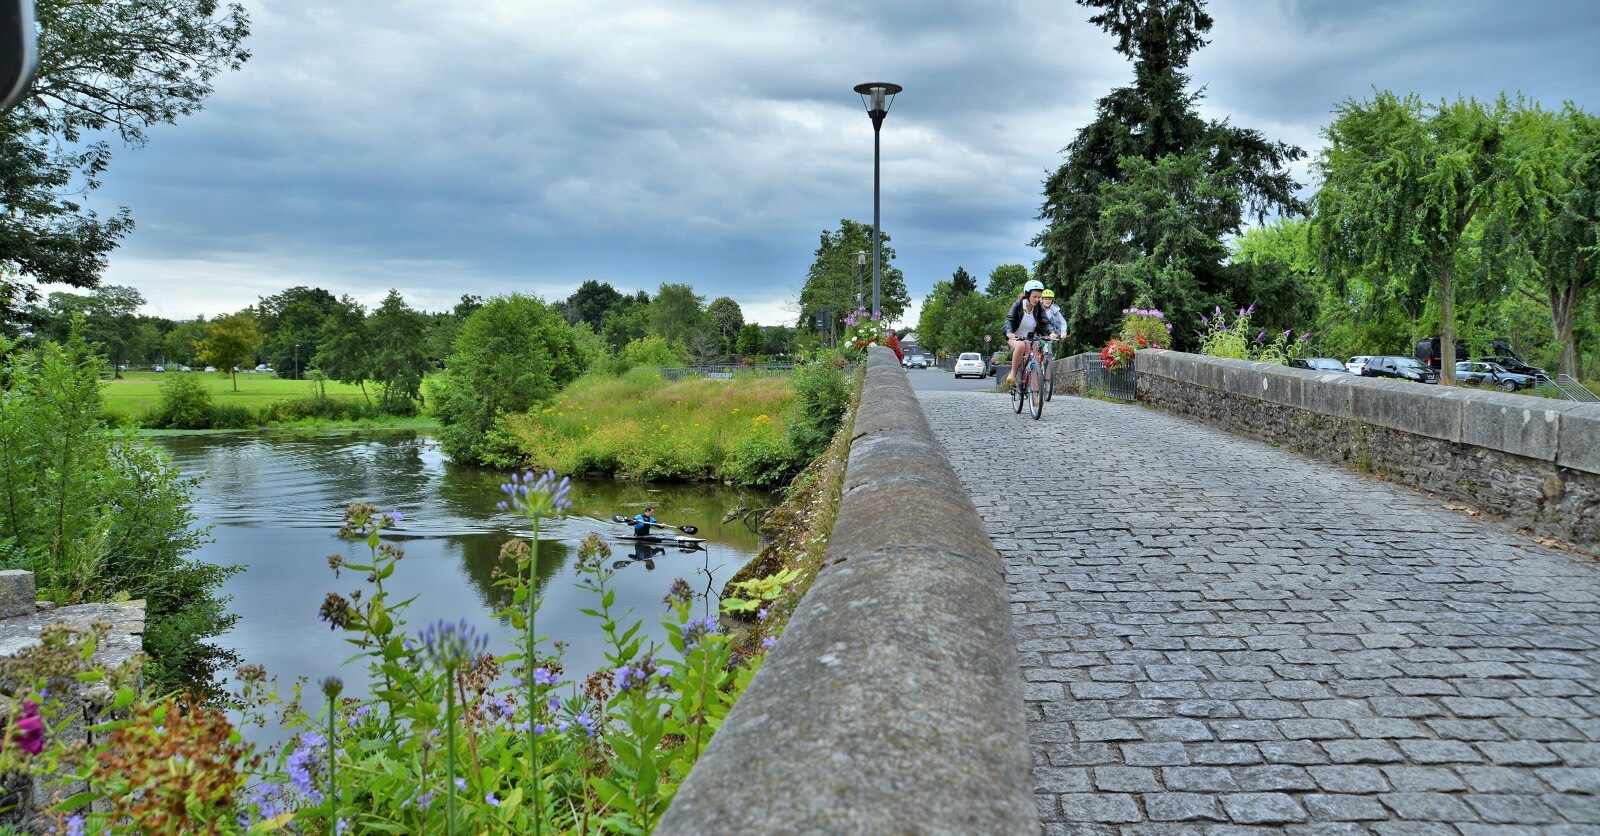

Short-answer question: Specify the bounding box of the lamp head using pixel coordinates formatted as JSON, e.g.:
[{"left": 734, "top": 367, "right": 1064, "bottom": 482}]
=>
[{"left": 853, "top": 82, "right": 902, "bottom": 129}]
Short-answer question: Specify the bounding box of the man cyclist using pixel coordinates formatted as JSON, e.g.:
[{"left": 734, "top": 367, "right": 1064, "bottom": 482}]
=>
[{"left": 1003, "top": 280, "right": 1063, "bottom": 388}]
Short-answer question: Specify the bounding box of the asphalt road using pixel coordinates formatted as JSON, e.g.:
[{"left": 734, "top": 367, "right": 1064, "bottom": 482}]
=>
[{"left": 903, "top": 364, "right": 1002, "bottom": 393}]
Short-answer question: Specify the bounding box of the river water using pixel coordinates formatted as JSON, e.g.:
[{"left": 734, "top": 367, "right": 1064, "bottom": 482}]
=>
[{"left": 153, "top": 431, "right": 769, "bottom": 721}]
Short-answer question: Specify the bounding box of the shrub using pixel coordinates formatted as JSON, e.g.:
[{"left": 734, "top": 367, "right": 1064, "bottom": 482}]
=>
[
  {"left": 610, "top": 335, "right": 682, "bottom": 375},
  {"left": 0, "top": 330, "right": 237, "bottom": 693},
  {"left": 149, "top": 373, "right": 214, "bottom": 429},
  {"left": 724, "top": 422, "right": 799, "bottom": 487},
  {"left": 785, "top": 350, "right": 851, "bottom": 461},
  {"left": 209, "top": 404, "right": 257, "bottom": 429},
  {"left": 1197, "top": 304, "right": 1312, "bottom": 365}
]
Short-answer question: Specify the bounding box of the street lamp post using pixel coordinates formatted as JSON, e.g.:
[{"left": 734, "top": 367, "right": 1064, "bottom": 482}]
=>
[
  {"left": 855, "top": 250, "right": 867, "bottom": 309},
  {"left": 853, "top": 82, "right": 901, "bottom": 327},
  {"left": 293, "top": 344, "right": 300, "bottom": 380}
]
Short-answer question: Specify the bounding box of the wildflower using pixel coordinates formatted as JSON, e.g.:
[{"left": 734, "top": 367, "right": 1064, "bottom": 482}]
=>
[
  {"left": 337, "top": 820, "right": 349, "bottom": 835},
  {"left": 1247, "top": 303, "right": 1256, "bottom": 314},
  {"left": 547, "top": 695, "right": 562, "bottom": 713},
  {"left": 62, "top": 814, "right": 85, "bottom": 836},
  {"left": 613, "top": 657, "right": 659, "bottom": 693},
  {"left": 455, "top": 777, "right": 467, "bottom": 792},
  {"left": 1300, "top": 332, "right": 1313, "bottom": 340},
  {"left": 346, "top": 705, "right": 372, "bottom": 728},
  {"left": 531, "top": 667, "right": 557, "bottom": 686},
  {"left": 1283, "top": 329, "right": 1292, "bottom": 336},
  {"left": 497, "top": 470, "right": 574, "bottom": 517},
  {"left": 319, "top": 676, "right": 344, "bottom": 701},
  {"left": 680, "top": 616, "right": 718, "bottom": 648},
  {"left": 757, "top": 607, "right": 768, "bottom": 622},
  {"left": 762, "top": 636, "right": 778, "bottom": 649},
  {"left": 286, "top": 731, "right": 326, "bottom": 803},
  {"left": 1256, "top": 331, "right": 1266, "bottom": 342},
  {"left": 388, "top": 509, "right": 404, "bottom": 524},
  {"left": 417, "top": 619, "right": 489, "bottom": 672},
  {"left": 410, "top": 791, "right": 434, "bottom": 812},
  {"left": 1199, "top": 313, "right": 1208, "bottom": 325},
  {"left": 574, "top": 711, "right": 598, "bottom": 737},
  {"left": 318, "top": 593, "right": 353, "bottom": 630},
  {"left": 3, "top": 700, "right": 44, "bottom": 756},
  {"left": 664, "top": 578, "right": 694, "bottom": 606},
  {"left": 486, "top": 792, "right": 500, "bottom": 807}
]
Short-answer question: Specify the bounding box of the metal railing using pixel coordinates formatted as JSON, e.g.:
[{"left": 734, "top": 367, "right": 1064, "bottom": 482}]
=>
[{"left": 1545, "top": 373, "right": 1600, "bottom": 402}]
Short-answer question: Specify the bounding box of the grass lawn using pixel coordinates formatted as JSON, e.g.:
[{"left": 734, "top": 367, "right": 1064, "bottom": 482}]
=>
[{"left": 101, "top": 371, "right": 376, "bottom": 419}]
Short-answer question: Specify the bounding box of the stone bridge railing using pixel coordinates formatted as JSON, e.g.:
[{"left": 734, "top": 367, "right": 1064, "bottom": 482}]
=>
[
  {"left": 1056, "top": 349, "right": 1600, "bottom": 549},
  {"left": 658, "top": 346, "right": 1036, "bottom": 834}
]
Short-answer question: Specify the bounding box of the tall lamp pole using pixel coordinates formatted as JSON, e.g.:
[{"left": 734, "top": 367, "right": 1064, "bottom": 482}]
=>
[
  {"left": 853, "top": 82, "right": 901, "bottom": 327},
  {"left": 855, "top": 250, "right": 867, "bottom": 308},
  {"left": 293, "top": 343, "right": 300, "bottom": 380}
]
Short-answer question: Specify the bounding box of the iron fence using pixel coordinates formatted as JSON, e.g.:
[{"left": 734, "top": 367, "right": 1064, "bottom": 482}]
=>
[
  {"left": 655, "top": 364, "right": 798, "bottom": 381},
  {"left": 1084, "top": 360, "right": 1137, "bottom": 400}
]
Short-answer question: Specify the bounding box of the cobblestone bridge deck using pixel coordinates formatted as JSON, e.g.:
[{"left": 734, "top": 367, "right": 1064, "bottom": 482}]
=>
[{"left": 917, "top": 389, "right": 1599, "bottom": 834}]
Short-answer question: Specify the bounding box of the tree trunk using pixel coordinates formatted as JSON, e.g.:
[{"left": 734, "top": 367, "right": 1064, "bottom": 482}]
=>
[
  {"left": 1549, "top": 278, "right": 1579, "bottom": 381},
  {"left": 231, "top": 370, "right": 238, "bottom": 392},
  {"left": 1439, "top": 263, "right": 1456, "bottom": 385}
]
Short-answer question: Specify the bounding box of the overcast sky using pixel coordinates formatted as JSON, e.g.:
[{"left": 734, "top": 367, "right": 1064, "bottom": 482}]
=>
[{"left": 78, "top": 0, "right": 1600, "bottom": 327}]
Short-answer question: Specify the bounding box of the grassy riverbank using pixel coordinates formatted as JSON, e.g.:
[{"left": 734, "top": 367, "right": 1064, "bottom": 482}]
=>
[
  {"left": 500, "top": 367, "right": 801, "bottom": 484},
  {"left": 100, "top": 371, "right": 375, "bottom": 418}
]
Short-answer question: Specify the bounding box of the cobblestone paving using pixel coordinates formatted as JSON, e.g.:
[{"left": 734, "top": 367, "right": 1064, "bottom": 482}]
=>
[{"left": 918, "top": 391, "right": 1600, "bottom": 834}]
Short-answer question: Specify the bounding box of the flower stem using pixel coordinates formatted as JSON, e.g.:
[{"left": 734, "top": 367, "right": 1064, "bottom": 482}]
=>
[
  {"left": 446, "top": 679, "right": 458, "bottom": 836},
  {"left": 528, "top": 516, "right": 543, "bottom": 836},
  {"left": 326, "top": 699, "right": 338, "bottom": 834}
]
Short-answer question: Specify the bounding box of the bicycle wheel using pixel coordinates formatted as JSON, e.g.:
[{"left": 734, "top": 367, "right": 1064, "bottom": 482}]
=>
[
  {"left": 1028, "top": 361, "right": 1044, "bottom": 419},
  {"left": 1044, "top": 359, "right": 1055, "bottom": 402},
  {"left": 1011, "top": 370, "right": 1024, "bottom": 413}
]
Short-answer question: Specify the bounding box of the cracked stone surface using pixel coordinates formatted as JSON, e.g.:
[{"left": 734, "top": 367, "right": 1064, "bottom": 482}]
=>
[{"left": 918, "top": 390, "right": 1600, "bottom": 833}]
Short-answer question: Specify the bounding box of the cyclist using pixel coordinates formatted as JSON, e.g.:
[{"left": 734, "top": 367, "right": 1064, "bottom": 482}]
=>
[
  {"left": 1003, "top": 280, "right": 1062, "bottom": 388},
  {"left": 1039, "top": 289, "right": 1069, "bottom": 346}
]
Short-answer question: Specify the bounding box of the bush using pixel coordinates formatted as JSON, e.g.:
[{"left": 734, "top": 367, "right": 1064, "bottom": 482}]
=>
[
  {"left": 724, "top": 423, "right": 799, "bottom": 487},
  {"left": 148, "top": 373, "right": 214, "bottom": 429},
  {"left": 785, "top": 350, "right": 851, "bottom": 461},
  {"left": 609, "top": 335, "right": 682, "bottom": 375},
  {"left": 0, "top": 330, "right": 237, "bottom": 693},
  {"left": 255, "top": 397, "right": 387, "bottom": 424},
  {"left": 209, "top": 404, "right": 257, "bottom": 429}
]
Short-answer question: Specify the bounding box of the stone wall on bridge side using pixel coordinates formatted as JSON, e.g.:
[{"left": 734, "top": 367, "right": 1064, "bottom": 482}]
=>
[
  {"left": 657, "top": 346, "right": 1036, "bottom": 835},
  {"left": 1055, "top": 349, "right": 1600, "bottom": 551}
]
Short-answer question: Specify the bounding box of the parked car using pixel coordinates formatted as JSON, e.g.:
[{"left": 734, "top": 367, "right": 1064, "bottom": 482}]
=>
[
  {"left": 905, "top": 355, "right": 928, "bottom": 369},
  {"left": 1362, "top": 355, "right": 1439, "bottom": 384},
  {"left": 178, "top": 365, "right": 192, "bottom": 372},
  {"left": 1291, "top": 357, "right": 1351, "bottom": 373},
  {"left": 255, "top": 363, "right": 273, "bottom": 373},
  {"left": 204, "top": 366, "right": 217, "bottom": 373},
  {"left": 1455, "top": 361, "right": 1534, "bottom": 391},
  {"left": 953, "top": 352, "right": 985, "bottom": 379},
  {"left": 152, "top": 364, "right": 165, "bottom": 373},
  {"left": 1345, "top": 355, "right": 1373, "bottom": 375},
  {"left": 989, "top": 351, "right": 1007, "bottom": 376}
]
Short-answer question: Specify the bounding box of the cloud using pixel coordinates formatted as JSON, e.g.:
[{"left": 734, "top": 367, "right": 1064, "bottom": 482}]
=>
[{"left": 77, "top": 0, "right": 1598, "bottom": 328}]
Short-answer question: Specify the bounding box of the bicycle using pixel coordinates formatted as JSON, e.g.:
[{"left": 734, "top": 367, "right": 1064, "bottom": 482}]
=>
[
  {"left": 1007, "top": 336, "right": 1047, "bottom": 420},
  {"left": 1042, "top": 339, "right": 1057, "bottom": 402}
]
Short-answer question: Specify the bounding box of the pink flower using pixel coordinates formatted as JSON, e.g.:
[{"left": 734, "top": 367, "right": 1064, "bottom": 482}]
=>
[{"left": 5, "top": 700, "right": 43, "bottom": 755}]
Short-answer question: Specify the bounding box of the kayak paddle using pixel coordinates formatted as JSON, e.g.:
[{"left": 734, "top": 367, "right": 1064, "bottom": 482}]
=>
[{"left": 610, "top": 514, "right": 699, "bottom": 535}]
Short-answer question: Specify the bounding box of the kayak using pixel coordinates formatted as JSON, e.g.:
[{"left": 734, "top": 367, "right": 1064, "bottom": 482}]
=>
[{"left": 612, "top": 533, "right": 707, "bottom": 549}]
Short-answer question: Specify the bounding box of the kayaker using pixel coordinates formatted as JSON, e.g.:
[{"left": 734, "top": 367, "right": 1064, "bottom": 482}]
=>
[{"left": 632, "top": 506, "right": 658, "bottom": 537}]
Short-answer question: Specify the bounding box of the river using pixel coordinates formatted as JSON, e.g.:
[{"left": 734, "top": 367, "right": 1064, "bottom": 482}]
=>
[{"left": 153, "top": 430, "right": 769, "bottom": 731}]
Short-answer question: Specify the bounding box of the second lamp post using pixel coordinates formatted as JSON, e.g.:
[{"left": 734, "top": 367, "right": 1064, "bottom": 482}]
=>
[{"left": 853, "top": 82, "right": 901, "bottom": 326}]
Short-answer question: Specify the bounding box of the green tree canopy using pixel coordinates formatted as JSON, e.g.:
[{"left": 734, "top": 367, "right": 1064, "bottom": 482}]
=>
[
  {"left": 950, "top": 266, "right": 977, "bottom": 296},
  {"left": 985, "top": 265, "right": 1031, "bottom": 298},
  {"left": 562, "top": 280, "right": 623, "bottom": 331},
  {"left": 797, "top": 219, "right": 909, "bottom": 331},
  {"left": 1, "top": 0, "right": 250, "bottom": 323},
  {"left": 706, "top": 296, "right": 744, "bottom": 349},
  {"left": 648, "top": 283, "right": 707, "bottom": 347},
  {"left": 194, "top": 313, "right": 262, "bottom": 391},
  {"left": 366, "top": 290, "right": 431, "bottom": 413},
  {"left": 1034, "top": 0, "right": 1304, "bottom": 349},
  {"left": 1314, "top": 93, "right": 1510, "bottom": 384},
  {"left": 313, "top": 296, "right": 372, "bottom": 402},
  {"left": 736, "top": 322, "right": 766, "bottom": 357},
  {"left": 431, "top": 294, "right": 583, "bottom": 467}
]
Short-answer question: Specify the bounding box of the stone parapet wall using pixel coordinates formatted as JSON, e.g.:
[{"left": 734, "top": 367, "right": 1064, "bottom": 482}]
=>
[
  {"left": 1128, "top": 349, "right": 1600, "bottom": 549},
  {"left": 0, "top": 570, "right": 145, "bottom": 830},
  {"left": 657, "top": 346, "right": 1036, "bottom": 834}
]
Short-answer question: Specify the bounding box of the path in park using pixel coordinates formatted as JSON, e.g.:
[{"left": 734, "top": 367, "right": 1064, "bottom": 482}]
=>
[{"left": 915, "top": 386, "right": 1600, "bottom": 833}]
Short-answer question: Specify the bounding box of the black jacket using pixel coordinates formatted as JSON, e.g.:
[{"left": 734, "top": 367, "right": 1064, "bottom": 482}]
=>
[{"left": 1006, "top": 298, "right": 1050, "bottom": 339}]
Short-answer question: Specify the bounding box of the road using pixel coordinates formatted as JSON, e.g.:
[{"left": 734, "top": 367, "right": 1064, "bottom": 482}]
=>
[{"left": 914, "top": 383, "right": 1600, "bottom": 832}]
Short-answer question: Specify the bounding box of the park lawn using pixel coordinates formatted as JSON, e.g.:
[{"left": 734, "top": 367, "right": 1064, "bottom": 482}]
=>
[{"left": 101, "top": 371, "right": 375, "bottom": 419}]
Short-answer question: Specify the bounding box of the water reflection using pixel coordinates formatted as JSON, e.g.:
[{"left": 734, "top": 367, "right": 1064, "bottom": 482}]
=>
[{"left": 152, "top": 431, "right": 770, "bottom": 742}]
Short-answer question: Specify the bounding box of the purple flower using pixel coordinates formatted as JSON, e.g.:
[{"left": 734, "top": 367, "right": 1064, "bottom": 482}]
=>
[
  {"left": 762, "top": 636, "right": 777, "bottom": 649},
  {"left": 286, "top": 731, "right": 326, "bottom": 803},
  {"left": 1199, "top": 313, "right": 1209, "bottom": 325},
  {"left": 499, "top": 471, "right": 573, "bottom": 518},
  {"left": 680, "top": 615, "right": 719, "bottom": 648},
  {"left": 1300, "top": 332, "right": 1313, "bottom": 340},
  {"left": 388, "top": 509, "right": 404, "bottom": 523},
  {"left": 1283, "top": 329, "right": 1292, "bottom": 336},
  {"left": 486, "top": 792, "right": 500, "bottom": 807},
  {"left": 1247, "top": 303, "right": 1256, "bottom": 314},
  {"left": 417, "top": 618, "right": 489, "bottom": 672},
  {"left": 1256, "top": 331, "right": 1266, "bottom": 342},
  {"left": 64, "top": 815, "right": 85, "bottom": 836},
  {"left": 410, "top": 791, "right": 434, "bottom": 812},
  {"left": 531, "top": 667, "right": 557, "bottom": 686},
  {"left": 454, "top": 777, "right": 467, "bottom": 792},
  {"left": 756, "top": 607, "right": 768, "bottom": 622}
]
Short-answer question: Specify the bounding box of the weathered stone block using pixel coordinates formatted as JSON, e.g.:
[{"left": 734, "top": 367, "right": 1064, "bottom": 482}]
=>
[
  {"left": 1556, "top": 405, "right": 1600, "bottom": 475},
  {"left": 1349, "top": 378, "right": 1464, "bottom": 442},
  {"left": 1459, "top": 394, "right": 1574, "bottom": 463},
  {"left": 0, "top": 571, "right": 36, "bottom": 620}
]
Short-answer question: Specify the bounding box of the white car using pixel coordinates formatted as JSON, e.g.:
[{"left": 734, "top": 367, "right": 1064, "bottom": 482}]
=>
[
  {"left": 953, "top": 352, "right": 986, "bottom": 379},
  {"left": 1345, "top": 355, "right": 1373, "bottom": 375}
]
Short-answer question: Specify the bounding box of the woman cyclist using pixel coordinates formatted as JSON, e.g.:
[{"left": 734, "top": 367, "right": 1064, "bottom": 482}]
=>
[{"left": 1003, "top": 280, "right": 1063, "bottom": 388}]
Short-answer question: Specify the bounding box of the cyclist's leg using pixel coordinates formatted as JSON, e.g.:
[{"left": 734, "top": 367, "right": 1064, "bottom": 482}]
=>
[{"left": 1006, "top": 337, "right": 1028, "bottom": 386}]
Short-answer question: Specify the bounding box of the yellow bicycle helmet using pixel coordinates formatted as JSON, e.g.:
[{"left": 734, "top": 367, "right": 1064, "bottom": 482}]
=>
[{"left": 1041, "top": 289, "right": 1055, "bottom": 298}]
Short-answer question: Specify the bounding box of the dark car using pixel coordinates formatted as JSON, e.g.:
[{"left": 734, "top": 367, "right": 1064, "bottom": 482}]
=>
[
  {"left": 1291, "top": 357, "right": 1351, "bottom": 373},
  {"left": 1362, "top": 355, "right": 1439, "bottom": 384},
  {"left": 905, "top": 355, "right": 928, "bottom": 369},
  {"left": 1455, "top": 361, "right": 1534, "bottom": 391}
]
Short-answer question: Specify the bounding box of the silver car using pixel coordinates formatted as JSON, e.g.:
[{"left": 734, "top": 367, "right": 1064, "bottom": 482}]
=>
[{"left": 1345, "top": 355, "right": 1373, "bottom": 375}]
